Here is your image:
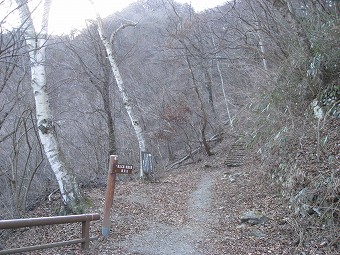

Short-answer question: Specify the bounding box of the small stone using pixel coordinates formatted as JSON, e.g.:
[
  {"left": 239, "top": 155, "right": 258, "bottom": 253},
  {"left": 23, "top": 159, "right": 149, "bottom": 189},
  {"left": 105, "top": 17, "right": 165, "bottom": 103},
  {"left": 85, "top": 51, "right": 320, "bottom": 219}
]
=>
[
  {"left": 228, "top": 173, "right": 242, "bottom": 182},
  {"left": 251, "top": 230, "right": 267, "bottom": 238},
  {"left": 319, "top": 241, "right": 327, "bottom": 247},
  {"left": 236, "top": 223, "right": 247, "bottom": 229},
  {"left": 223, "top": 172, "right": 231, "bottom": 177},
  {"left": 240, "top": 210, "right": 269, "bottom": 225}
]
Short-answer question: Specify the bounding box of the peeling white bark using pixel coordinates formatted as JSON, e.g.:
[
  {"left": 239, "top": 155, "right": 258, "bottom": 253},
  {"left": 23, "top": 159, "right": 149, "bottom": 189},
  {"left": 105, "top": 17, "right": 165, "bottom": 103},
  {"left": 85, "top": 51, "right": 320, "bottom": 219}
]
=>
[
  {"left": 258, "top": 35, "right": 268, "bottom": 71},
  {"left": 90, "top": 2, "right": 147, "bottom": 179},
  {"left": 16, "top": 0, "right": 82, "bottom": 212}
]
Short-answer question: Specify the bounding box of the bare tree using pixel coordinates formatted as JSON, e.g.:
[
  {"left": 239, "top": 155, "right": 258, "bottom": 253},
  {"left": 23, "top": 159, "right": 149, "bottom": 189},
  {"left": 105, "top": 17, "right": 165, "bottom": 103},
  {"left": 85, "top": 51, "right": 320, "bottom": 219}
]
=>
[
  {"left": 15, "top": 0, "right": 84, "bottom": 213},
  {"left": 89, "top": 1, "right": 151, "bottom": 180},
  {"left": 7, "top": 109, "right": 45, "bottom": 215},
  {"left": 0, "top": 2, "right": 25, "bottom": 144},
  {"left": 165, "top": 1, "right": 216, "bottom": 156},
  {"left": 269, "top": 0, "right": 312, "bottom": 59},
  {"left": 66, "top": 26, "right": 117, "bottom": 157}
]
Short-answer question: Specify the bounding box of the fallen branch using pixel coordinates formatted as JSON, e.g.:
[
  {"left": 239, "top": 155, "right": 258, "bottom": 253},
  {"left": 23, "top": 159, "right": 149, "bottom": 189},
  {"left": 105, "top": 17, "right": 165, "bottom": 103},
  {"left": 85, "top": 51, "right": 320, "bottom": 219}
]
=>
[
  {"left": 169, "top": 133, "right": 224, "bottom": 168},
  {"left": 48, "top": 188, "right": 60, "bottom": 201},
  {"left": 169, "top": 147, "right": 201, "bottom": 169}
]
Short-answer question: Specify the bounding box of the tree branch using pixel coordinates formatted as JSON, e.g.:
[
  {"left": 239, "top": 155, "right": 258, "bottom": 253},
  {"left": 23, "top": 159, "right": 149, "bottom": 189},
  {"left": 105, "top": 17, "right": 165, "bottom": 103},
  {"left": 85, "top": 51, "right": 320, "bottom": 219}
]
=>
[{"left": 110, "top": 21, "right": 137, "bottom": 44}]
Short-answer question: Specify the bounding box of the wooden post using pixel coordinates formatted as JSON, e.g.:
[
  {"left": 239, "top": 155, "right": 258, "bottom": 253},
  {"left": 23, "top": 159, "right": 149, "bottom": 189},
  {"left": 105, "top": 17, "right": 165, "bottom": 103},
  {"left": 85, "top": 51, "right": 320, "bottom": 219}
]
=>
[
  {"left": 102, "top": 155, "right": 117, "bottom": 236},
  {"left": 81, "top": 220, "right": 90, "bottom": 249}
]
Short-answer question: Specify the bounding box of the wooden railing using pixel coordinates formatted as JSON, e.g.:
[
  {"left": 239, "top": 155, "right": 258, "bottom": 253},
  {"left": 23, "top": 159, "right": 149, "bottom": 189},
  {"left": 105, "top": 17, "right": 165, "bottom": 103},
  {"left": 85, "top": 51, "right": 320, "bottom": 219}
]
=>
[{"left": 0, "top": 213, "right": 100, "bottom": 254}]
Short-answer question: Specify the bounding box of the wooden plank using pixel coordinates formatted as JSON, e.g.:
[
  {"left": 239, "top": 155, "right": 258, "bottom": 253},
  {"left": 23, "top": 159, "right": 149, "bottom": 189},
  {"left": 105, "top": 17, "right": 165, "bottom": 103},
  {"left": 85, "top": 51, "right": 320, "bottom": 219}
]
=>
[
  {"left": 0, "top": 214, "right": 100, "bottom": 229},
  {"left": 0, "top": 237, "right": 98, "bottom": 254}
]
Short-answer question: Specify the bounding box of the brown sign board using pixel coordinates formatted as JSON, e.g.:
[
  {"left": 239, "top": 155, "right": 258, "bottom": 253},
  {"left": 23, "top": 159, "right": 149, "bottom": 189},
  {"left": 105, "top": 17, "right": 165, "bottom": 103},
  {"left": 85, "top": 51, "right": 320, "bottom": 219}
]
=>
[{"left": 111, "top": 164, "right": 133, "bottom": 174}]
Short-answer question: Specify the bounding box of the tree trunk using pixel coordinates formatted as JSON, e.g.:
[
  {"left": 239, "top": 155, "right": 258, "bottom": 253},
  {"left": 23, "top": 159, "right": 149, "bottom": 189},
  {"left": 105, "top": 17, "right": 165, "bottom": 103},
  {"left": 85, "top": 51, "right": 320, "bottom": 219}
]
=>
[
  {"left": 185, "top": 56, "right": 213, "bottom": 156},
  {"left": 210, "top": 27, "right": 233, "bottom": 128},
  {"left": 248, "top": 0, "right": 269, "bottom": 71},
  {"left": 90, "top": 2, "right": 149, "bottom": 179},
  {"left": 67, "top": 42, "right": 117, "bottom": 156},
  {"left": 16, "top": 0, "right": 84, "bottom": 214},
  {"left": 203, "top": 68, "right": 215, "bottom": 113},
  {"left": 103, "top": 90, "right": 117, "bottom": 156}
]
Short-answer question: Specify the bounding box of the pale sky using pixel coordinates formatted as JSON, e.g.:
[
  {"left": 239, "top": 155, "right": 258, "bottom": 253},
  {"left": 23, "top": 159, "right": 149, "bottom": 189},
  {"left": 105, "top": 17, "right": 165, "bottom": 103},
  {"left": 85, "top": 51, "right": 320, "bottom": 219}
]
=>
[
  {"left": 49, "top": 0, "right": 227, "bottom": 34},
  {"left": 2, "top": 0, "right": 227, "bottom": 35}
]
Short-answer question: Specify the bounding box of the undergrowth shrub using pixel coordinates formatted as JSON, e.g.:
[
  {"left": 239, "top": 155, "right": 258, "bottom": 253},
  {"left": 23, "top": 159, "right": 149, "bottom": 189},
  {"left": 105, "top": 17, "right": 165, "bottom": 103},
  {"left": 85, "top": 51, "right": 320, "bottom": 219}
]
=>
[{"left": 243, "top": 6, "right": 339, "bottom": 251}]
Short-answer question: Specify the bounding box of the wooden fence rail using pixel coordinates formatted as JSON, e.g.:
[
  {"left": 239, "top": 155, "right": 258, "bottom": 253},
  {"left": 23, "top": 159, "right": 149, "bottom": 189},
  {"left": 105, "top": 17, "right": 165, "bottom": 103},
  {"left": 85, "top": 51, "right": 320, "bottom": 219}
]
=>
[{"left": 0, "top": 213, "right": 100, "bottom": 254}]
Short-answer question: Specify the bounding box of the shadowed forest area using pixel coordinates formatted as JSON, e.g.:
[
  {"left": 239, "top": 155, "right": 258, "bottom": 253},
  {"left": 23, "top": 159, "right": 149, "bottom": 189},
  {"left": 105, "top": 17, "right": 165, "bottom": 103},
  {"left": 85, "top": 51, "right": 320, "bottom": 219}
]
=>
[{"left": 0, "top": 0, "right": 339, "bottom": 254}]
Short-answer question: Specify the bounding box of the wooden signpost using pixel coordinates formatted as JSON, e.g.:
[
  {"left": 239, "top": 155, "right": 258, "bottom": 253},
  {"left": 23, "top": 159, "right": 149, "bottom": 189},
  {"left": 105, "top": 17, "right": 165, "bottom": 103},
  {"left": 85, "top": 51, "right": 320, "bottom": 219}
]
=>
[{"left": 102, "top": 155, "right": 133, "bottom": 236}]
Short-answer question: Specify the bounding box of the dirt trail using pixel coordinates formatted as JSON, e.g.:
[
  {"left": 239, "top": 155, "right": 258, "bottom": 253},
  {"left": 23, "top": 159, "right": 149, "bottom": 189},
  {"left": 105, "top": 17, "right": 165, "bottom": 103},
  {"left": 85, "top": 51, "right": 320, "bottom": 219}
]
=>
[
  {"left": 121, "top": 173, "right": 217, "bottom": 255},
  {"left": 3, "top": 147, "right": 334, "bottom": 254},
  {"left": 1, "top": 155, "right": 291, "bottom": 255}
]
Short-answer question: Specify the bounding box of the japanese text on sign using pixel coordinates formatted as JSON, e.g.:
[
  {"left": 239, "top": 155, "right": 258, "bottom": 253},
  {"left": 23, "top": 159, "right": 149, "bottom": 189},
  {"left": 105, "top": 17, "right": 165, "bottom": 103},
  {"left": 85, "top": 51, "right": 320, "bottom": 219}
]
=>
[{"left": 111, "top": 164, "right": 133, "bottom": 174}]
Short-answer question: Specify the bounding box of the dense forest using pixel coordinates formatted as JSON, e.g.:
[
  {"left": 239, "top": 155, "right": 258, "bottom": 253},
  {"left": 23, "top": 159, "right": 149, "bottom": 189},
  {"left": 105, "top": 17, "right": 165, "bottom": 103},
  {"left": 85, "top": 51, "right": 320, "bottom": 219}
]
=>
[{"left": 0, "top": 0, "right": 339, "bottom": 252}]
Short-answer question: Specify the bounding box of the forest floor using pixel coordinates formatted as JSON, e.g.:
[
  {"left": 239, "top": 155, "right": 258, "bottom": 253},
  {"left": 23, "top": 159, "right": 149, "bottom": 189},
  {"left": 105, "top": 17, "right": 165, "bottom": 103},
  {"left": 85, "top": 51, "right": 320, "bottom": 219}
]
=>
[{"left": 1, "top": 138, "right": 338, "bottom": 255}]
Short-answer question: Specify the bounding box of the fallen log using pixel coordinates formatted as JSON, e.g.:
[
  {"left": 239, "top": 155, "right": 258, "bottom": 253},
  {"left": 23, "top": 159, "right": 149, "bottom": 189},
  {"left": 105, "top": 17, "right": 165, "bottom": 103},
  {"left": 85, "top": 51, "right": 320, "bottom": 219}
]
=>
[{"left": 169, "top": 133, "right": 223, "bottom": 168}]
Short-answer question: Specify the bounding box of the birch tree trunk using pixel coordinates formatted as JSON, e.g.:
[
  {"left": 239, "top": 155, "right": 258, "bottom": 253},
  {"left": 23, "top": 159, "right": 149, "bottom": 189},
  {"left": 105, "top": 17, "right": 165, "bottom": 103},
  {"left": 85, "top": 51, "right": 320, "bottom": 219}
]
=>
[
  {"left": 210, "top": 27, "right": 233, "bottom": 129},
  {"left": 248, "top": 0, "right": 268, "bottom": 71},
  {"left": 90, "top": 1, "right": 149, "bottom": 180},
  {"left": 16, "top": 0, "right": 84, "bottom": 213}
]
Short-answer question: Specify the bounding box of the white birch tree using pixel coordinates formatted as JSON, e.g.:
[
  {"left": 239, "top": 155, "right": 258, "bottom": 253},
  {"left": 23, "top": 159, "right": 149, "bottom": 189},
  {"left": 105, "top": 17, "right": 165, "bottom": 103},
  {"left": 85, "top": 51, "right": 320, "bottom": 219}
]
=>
[
  {"left": 89, "top": 1, "right": 149, "bottom": 180},
  {"left": 210, "top": 26, "right": 233, "bottom": 128},
  {"left": 15, "top": 0, "right": 84, "bottom": 213}
]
